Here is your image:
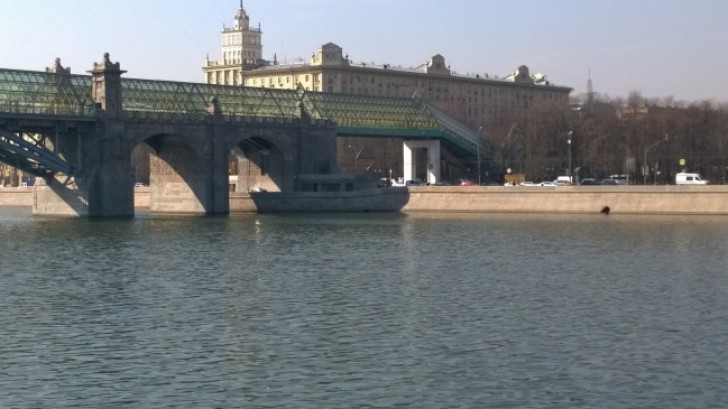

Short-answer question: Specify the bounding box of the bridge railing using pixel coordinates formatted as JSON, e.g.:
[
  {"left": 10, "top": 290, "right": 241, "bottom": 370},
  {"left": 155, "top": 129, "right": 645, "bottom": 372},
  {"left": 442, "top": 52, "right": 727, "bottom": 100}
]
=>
[
  {"left": 123, "top": 109, "right": 334, "bottom": 128},
  {"left": 0, "top": 100, "right": 96, "bottom": 117}
]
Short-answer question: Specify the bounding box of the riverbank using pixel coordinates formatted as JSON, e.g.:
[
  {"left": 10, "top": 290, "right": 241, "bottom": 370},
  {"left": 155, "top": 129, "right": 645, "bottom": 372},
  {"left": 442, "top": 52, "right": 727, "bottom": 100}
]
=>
[{"left": 5, "top": 185, "right": 728, "bottom": 215}]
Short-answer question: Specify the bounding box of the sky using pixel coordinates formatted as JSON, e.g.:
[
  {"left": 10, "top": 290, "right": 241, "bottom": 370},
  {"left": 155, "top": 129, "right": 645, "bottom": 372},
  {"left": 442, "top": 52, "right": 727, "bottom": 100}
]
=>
[{"left": 1, "top": 0, "right": 726, "bottom": 102}]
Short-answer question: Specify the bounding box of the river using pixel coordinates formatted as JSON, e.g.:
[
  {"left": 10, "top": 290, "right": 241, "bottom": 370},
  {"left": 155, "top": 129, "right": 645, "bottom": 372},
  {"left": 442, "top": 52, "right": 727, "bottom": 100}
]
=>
[{"left": 1, "top": 207, "right": 727, "bottom": 408}]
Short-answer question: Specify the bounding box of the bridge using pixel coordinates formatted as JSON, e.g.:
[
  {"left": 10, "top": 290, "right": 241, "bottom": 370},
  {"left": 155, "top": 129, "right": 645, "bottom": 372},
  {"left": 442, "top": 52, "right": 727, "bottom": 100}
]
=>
[{"left": 0, "top": 54, "right": 484, "bottom": 216}]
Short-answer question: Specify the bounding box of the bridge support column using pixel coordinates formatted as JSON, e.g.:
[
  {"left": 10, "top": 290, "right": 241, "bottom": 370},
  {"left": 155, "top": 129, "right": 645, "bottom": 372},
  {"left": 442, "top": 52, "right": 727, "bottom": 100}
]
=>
[
  {"left": 31, "top": 121, "right": 134, "bottom": 217},
  {"left": 403, "top": 140, "right": 441, "bottom": 184}
]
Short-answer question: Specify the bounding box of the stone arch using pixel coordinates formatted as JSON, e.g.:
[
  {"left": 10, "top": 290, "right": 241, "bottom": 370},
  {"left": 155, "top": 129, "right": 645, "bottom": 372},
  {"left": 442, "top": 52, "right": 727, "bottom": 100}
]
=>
[
  {"left": 141, "top": 132, "right": 212, "bottom": 214},
  {"left": 228, "top": 135, "right": 286, "bottom": 193}
]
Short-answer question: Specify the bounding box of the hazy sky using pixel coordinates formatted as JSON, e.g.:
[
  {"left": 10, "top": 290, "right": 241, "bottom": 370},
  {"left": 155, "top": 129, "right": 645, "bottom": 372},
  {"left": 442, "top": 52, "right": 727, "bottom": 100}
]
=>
[{"left": 1, "top": 0, "right": 726, "bottom": 102}]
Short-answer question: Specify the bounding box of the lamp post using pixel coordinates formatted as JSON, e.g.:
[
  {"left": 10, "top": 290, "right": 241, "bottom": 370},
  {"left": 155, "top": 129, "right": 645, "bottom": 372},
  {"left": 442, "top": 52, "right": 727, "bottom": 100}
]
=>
[
  {"left": 347, "top": 145, "right": 364, "bottom": 173},
  {"left": 477, "top": 126, "right": 482, "bottom": 186},
  {"left": 567, "top": 131, "right": 573, "bottom": 183},
  {"left": 643, "top": 134, "right": 669, "bottom": 185}
]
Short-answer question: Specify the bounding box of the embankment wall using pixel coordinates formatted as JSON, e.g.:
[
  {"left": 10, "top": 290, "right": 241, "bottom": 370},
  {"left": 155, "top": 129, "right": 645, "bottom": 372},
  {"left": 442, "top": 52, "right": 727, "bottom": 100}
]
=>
[
  {"left": 4, "top": 186, "right": 728, "bottom": 215},
  {"left": 401, "top": 185, "right": 728, "bottom": 215}
]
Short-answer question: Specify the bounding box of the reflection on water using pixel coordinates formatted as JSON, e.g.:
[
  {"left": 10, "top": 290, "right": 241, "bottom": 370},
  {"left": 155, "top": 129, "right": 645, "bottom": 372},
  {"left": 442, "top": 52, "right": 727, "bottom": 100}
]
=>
[{"left": 1, "top": 207, "right": 728, "bottom": 408}]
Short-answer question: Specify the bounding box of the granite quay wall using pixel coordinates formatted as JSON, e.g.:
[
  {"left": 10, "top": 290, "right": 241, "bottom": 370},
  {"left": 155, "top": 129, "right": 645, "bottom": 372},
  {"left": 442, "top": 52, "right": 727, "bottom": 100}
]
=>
[
  {"left": 0, "top": 187, "right": 150, "bottom": 209},
  {"left": 0, "top": 188, "right": 32, "bottom": 206},
  {"left": 401, "top": 185, "right": 728, "bottom": 215},
  {"left": 230, "top": 193, "right": 258, "bottom": 213},
  {"left": 4, "top": 186, "right": 728, "bottom": 215}
]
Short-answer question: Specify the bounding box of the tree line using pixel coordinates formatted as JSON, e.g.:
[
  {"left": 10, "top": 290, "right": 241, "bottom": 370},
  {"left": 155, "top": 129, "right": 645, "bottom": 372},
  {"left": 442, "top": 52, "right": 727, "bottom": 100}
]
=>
[{"left": 481, "top": 93, "right": 728, "bottom": 184}]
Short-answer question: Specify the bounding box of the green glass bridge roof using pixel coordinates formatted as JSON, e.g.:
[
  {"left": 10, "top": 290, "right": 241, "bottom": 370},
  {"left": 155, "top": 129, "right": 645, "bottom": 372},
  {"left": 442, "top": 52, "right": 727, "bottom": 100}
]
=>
[{"left": 0, "top": 67, "right": 479, "bottom": 154}]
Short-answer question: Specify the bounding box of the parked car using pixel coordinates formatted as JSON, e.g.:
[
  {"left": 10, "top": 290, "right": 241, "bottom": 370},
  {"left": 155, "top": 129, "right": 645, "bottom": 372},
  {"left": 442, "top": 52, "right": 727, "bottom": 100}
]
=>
[
  {"left": 579, "top": 178, "right": 599, "bottom": 185},
  {"left": 607, "top": 174, "right": 628, "bottom": 185},
  {"left": 600, "top": 179, "right": 618, "bottom": 185},
  {"left": 675, "top": 172, "right": 708, "bottom": 185},
  {"left": 460, "top": 179, "right": 477, "bottom": 186},
  {"left": 554, "top": 176, "right": 572, "bottom": 185},
  {"left": 391, "top": 178, "right": 424, "bottom": 187}
]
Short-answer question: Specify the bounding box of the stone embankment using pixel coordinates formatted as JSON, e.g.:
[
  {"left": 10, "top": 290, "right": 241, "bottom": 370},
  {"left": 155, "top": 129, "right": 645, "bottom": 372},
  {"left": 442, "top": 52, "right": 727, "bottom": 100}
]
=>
[
  {"left": 4, "top": 185, "right": 728, "bottom": 215},
  {"left": 400, "top": 185, "right": 728, "bottom": 215}
]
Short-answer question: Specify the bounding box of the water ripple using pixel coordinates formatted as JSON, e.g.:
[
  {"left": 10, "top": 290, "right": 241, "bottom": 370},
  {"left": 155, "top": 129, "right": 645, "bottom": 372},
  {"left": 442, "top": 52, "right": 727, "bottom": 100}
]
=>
[{"left": 1, "top": 210, "right": 728, "bottom": 407}]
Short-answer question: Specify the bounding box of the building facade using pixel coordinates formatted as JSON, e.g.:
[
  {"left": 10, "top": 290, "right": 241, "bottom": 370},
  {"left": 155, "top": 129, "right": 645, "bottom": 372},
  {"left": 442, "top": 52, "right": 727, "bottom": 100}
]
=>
[
  {"left": 203, "top": 5, "right": 571, "bottom": 130},
  {"left": 203, "top": 1, "right": 265, "bottom": 86}
]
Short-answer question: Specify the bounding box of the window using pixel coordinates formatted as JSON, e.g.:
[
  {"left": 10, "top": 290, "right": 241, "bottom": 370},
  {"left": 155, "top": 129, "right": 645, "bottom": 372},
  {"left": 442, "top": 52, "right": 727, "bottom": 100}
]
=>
[
  {"left": 321, "top": 183, "right": 341, "bottom": 192},
  {"left": 300, "top": 183, "right": 318, "bottom": 192}
]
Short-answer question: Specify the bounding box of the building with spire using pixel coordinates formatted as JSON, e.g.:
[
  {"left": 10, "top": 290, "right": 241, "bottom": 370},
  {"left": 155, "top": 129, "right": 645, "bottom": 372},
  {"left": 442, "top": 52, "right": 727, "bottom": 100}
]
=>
[{"left": 203, "top": 1, "right": 266, "bottom": 86}]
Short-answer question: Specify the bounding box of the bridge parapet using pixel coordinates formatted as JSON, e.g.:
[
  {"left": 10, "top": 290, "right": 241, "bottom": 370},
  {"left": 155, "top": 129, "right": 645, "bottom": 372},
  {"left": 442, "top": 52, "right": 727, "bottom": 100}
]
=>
[{"left": 123, "top": 110, "right": 336, "bottom": 129}]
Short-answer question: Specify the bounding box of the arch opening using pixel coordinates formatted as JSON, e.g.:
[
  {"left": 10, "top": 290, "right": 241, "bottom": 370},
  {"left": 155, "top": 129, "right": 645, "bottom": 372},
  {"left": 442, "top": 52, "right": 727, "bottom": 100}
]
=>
[{"left": 228, "top": 137, "right": 284, "bottom": 193}]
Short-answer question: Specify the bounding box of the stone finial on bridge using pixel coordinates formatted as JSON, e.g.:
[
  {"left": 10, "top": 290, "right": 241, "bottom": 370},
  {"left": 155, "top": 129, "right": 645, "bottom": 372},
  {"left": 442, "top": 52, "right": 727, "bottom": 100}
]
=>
[
  {"left": 88, "top": 53, "right": 127, "bottom": 118},
  {"left": 91, "top": 52, "right": 125, "bottom": 73},
  {"left": 294, "top": 101, "right": 309, "bottom": 121},
  {"left": 207, "top": 96, "right": 222, "bottom": 116},
  {"left": 46, "top": 58, "right": 71, "bottom": 75}
]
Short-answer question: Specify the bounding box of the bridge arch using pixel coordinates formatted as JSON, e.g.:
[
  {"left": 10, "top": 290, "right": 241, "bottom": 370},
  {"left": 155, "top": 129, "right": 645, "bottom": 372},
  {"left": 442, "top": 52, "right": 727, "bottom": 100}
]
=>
[
  {"left": 228, "top": 135, "right": 285, "bottom": 193},
  {"left": 140, "top": 132, "right": 214, "bottom": 214}
]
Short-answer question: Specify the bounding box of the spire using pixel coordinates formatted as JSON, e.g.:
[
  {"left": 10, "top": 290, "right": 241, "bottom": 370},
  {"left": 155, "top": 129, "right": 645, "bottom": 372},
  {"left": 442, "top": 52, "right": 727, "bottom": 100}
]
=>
[{"left": 587, "top": 68, "right": 594, "bottom": 106}]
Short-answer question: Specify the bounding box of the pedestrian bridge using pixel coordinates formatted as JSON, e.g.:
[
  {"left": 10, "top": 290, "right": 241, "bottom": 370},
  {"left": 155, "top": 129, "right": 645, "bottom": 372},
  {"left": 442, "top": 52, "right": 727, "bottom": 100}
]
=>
[{"left": 0, "top": 56, "right": 483, "bottom": 216}]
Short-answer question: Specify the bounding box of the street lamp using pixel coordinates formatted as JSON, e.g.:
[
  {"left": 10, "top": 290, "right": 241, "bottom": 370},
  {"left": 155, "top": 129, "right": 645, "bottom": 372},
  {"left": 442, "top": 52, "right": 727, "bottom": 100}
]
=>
[
  {"left": 643, "top": 134, "right": 669, "bottom": 185},
  {"left": 567, "top": 131, "right": 573, "bottom": 183},
  {"left": 347, "top": 145, "right": 364, "bottom": 172},
  {"left": 477, "top": 126, "right": 482, "bottom": 186}
]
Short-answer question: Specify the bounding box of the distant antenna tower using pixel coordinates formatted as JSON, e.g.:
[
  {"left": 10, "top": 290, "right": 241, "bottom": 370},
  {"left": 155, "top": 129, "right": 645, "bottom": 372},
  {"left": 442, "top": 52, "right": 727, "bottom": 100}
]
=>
[{"left": 586, "top": 69, "right": 595, "bottom": 111}]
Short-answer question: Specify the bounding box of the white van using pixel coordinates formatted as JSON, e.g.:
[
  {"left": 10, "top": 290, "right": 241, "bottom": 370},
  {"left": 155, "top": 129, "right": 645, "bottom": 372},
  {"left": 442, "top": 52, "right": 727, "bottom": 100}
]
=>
[
  {"left": 607, "top": 174, "right": 628, "bottom": 185},
  {"left": 675, "top": 172, "right": 708, "bottom": 185}
]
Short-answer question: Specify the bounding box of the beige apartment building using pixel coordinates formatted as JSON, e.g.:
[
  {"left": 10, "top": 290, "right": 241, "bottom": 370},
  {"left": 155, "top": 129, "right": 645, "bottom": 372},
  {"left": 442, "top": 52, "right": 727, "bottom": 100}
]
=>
[{"left": 203, "top": 4, "right": 571, "bottom": 132}]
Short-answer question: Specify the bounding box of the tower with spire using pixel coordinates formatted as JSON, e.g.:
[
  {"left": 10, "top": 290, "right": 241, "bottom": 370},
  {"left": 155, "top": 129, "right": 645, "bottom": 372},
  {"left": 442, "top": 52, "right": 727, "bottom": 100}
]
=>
[
  {"left": 203, "top": 1, "right": 265, "bottom": 85},
  {"left": 586, "top": 69, "right": 596, "bottom": 114}
]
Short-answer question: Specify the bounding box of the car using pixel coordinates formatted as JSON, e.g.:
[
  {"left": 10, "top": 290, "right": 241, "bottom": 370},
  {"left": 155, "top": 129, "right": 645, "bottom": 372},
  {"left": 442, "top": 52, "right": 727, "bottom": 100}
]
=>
[
  {"left": 600, "top": 179, "right": 618, "bottom": 185},
  {"left": 134, "top": 183, "right": 147, "bottom": 187},
  {"left": 460, "top": 179, "right": 477, "bottom": 186},
  {"left": 607, "top": 174, "right": 628, "bottom": 185},
  {"left": 579, "top": 178, "right": 599, "bottom": 185},
  {"left": 534, "top": 181, "right": 556, "bottom": 187},
  {"left": 675, "top": 172, "right": 708, "bottom": 185}
]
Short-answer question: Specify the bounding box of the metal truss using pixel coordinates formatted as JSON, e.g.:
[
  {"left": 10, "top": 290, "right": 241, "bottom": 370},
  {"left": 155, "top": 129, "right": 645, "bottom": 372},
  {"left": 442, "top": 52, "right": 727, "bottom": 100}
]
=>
[
  {"left": 0, "top": 129, "right": 79, "bottom": 177},
  {"left": 0, "top": 69, "right": 95, "bottom": 117}
]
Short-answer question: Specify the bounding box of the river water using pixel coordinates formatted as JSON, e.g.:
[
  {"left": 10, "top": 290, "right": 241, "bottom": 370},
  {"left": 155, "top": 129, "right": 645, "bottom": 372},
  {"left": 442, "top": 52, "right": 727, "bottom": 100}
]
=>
[{"left": 1, "top": 207, "right": 727, "bottom": 408}]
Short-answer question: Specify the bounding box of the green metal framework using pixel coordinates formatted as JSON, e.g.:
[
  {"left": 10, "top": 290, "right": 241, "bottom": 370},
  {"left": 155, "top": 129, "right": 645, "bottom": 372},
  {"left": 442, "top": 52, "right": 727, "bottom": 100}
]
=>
[
  {"left": 0, "top": 68, "right": 480, "bottom": 155},
  {"left": 301, "top": 91, "right": 478, "bottom": 152},
  {"left": 121, "top": 78, "right": 302, "bottom": 118},
  {"left": 0, "top": 69, "right": 95, "bottom": 116}
]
